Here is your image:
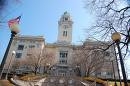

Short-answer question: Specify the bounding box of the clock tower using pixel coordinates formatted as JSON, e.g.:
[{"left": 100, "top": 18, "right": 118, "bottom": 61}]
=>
[{"left": 57, "top": 11, "right": 73, "bottom": 44}]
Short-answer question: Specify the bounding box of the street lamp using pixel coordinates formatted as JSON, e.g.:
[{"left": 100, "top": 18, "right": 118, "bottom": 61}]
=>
[
  {"left": 0, "top": 22, "right": 19, "bottom": 79},
  {"left": 5, "top": 51, "right": 16, "bottom": 80},
  {"left": 111, "top": 32, "right": 128, "bottom": 86}
]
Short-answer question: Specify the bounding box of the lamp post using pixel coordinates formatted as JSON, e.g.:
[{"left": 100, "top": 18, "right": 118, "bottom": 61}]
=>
[
  {"left": 111, "top": 60, "right": 117, "bottom": 86},
  {"left": 47, "top": 63, "right": 50, "bottom": 74},
  {"left": 5, "top": 51, "right": 16, "bottom": 80},
  {"left": 0, "top": 23, "right": 19, "bottom": 79},
  {"left": 76, "top": 65, "right": 80, "bottom": 76},
  {"left": 111, "top": 32, "right": 128, "bottom": 86},
  {"left": 114, "top": 45, "right": 122, "bottom": 86}
]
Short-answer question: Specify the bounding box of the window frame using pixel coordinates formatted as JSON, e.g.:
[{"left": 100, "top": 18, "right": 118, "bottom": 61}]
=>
[
  {"left": 15, "top": 53, "right": 22, "bottom": 58},
  {"left": 17, "top": 45, "right": 24, "bottom": 50}
]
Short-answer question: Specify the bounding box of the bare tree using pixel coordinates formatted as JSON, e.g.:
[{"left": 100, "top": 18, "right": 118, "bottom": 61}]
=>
[
  {"left": 72, "top": 42, "right": 109, "bottom": 77},
  {"left": 84, "top": 0, "right": 130, "bottom": 79},
  {"left": 23, "top": 48, "right": 55, "bottom": 75},
  {"left": 85, "top": 0, "right": 130, "bottom": 55},
  {"left": 11, "top": 59, "right": 24, "bottom": 74}
]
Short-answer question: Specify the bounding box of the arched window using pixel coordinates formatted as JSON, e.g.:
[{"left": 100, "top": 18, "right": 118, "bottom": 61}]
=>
[
  {"left": 63, "top": 31, "right": 67, "bottom": 36},
  {"left": 65, "top": 17, "right": 68, "bottom": 21}
]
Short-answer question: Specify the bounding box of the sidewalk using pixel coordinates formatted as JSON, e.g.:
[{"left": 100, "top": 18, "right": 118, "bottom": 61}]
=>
[{"left": 34, "top": 78, "right": 46, "bottom": 86}]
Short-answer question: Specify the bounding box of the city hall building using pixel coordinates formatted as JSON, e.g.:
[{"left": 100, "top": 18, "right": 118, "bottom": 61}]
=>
[{"left": 4, "top": 12, "right": 119, "bottom": 79}]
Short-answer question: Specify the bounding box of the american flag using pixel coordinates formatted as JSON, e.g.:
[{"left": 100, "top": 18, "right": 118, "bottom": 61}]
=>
[{"left": 8, "top": 16, "right": 21, "bottom": 28}]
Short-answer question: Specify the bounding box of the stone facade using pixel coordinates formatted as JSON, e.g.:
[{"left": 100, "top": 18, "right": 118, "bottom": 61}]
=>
[
  {"left": 57, "top": 11, "right": 73, "bottom": 44},
  {"left": 4, "top": 35, "right": 45, "bottom": 73}
]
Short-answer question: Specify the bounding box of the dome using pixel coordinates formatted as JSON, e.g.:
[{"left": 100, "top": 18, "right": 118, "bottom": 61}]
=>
[
  {"left": 63, "top": 11, "right": 70, "bottom": 16},
  {"left": 60, "top": 11, "right": 72, "bottom": 22}
]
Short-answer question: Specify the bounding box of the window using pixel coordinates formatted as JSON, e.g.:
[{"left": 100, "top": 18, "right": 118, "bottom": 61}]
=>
[
  {"left": 96, "top": 72, "right": 101, "bottom": 75},
  {"left": 37, "top": 44, "right": 40, "bottom": 48},
  {"left": 27, "top": 54, "right": 32, "bottom": 56},
  {"left": 30, "top": 40, "right": 35, "bottom": 43},
  {"left": 107, "top": 72, "right": 112, "bottom": 76},
  {"left": 19, "top": 40, "right": 25, "bottom": 43},
  {"left": 59, "top": 60, "right": 67, "bottom": 64},
  {"left": 63, "top": 31, "right": 65, "bottom": 36},
  {"left": 60, "top": 51, "right": 68, "bottom": 58},
  {"left": 102, "top": 72, "right": 106, "bottom": 75},
  {"left": 15, "top": 53, "right": 22, "bottom": 58},
  {"left": 29, "top": 45, "right": 35, "bottom": 48},
  {"left": 63, "top": 31, "right": 67, "bottom": 37},
  {"left": 65, "top": 17, "right": 68, "bottom": 21},
  {"left": 17, "top": 45, "right": 24, "bottom": 50}
]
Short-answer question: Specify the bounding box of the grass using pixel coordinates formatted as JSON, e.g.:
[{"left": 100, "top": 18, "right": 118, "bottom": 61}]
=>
[
  {"left": 84, "top": 77, "right": 130, "bottom": 86},
  {"left": 0, "top": 80, "right": 14, "bottom": 86},
  {"left": 84, "top": 77, "right": 105, "bottom": 84}
]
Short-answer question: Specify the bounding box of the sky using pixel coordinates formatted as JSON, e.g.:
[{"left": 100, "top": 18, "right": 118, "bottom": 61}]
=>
[
  {"left": 0, "top": 0, "right": 95, "bottom": 61},
  {"left": 0, "top": 0, "right": 130, "bottom": 78}
]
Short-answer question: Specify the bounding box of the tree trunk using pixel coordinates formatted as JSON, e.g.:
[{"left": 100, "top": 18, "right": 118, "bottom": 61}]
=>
[
  {"left": 86, "top": 68, "right": 90, "bottom": 77},
  {"left": 34, "top": 66, "right": 38, "bottom": 75}
]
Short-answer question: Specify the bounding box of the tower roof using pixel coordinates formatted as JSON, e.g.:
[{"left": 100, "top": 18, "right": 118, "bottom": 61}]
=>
[
  {"left": 59, "top": 11, "right": 72, "bottom": 22},
  {"left": 63, "top": 11, "right": 70, "bottom": 16}
]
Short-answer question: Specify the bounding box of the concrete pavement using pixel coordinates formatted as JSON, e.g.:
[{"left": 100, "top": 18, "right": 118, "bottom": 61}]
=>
[
  {"left": 11, "top": 76, "right": 90, "bottom": 86},
  {"left": 11, "top": 78, "right": 46, "bottom": 86}
]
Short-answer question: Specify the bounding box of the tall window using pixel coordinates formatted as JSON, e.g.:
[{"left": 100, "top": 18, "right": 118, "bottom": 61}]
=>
[
  {"left": 63, "top": 31, "right": 67, "bottom": 37},
  {"left": 15, "top": 53, "right": 22, "bottom": 58},
  {"left": 17, "top": 45, "right": 24, "bottom": 50},
  {"left": 59, "top": 51, "right": 68, "bottom": 64},
  {"left": 60, "top": 51, "right": 68, "bottom": 58}
]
